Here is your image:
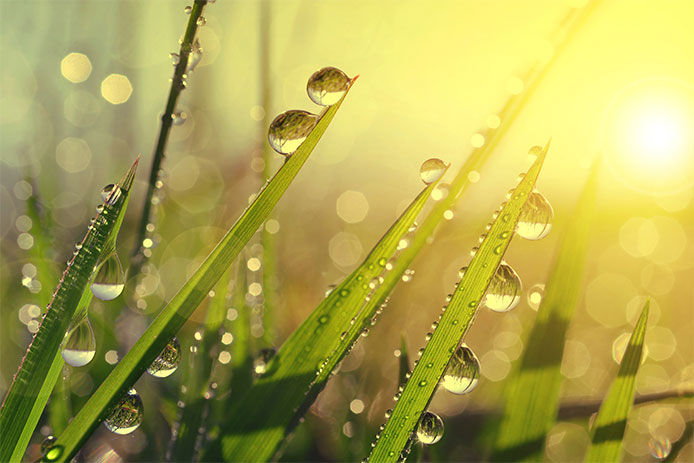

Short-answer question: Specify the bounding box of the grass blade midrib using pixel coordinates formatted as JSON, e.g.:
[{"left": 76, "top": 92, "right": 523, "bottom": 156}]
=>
[{"left": 48, "top": 84, "right": 355, "bottom": 463}]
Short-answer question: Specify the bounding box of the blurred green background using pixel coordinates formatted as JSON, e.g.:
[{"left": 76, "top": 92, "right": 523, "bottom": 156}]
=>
[{"left": 1, "top": 0, "right": 692, "bottom": 461}]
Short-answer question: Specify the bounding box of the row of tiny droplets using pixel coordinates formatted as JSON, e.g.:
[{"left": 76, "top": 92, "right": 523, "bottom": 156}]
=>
[{"left": 363, "top": 152, "right": 554, "bottom": 461}]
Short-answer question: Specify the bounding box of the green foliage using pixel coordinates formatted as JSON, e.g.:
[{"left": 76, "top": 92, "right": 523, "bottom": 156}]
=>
[
  {"left": 368, "top": 144, "right": 549, "bottom": 462},
  {"left": 0, "top": 160, "right": 138, "bottom": 462},
  {"left": 584, "top": 300, "right": 650, "bottom": 462},
  {"left": 492, "top": 161, "right": 601, "bottom": 461}
]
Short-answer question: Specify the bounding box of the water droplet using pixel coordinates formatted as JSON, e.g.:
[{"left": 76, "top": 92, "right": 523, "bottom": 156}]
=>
[
  {"left": 527, "top": 283, "right": 545, "bottom": 311},
  {"left": 101, "top": 184, "right": 121, "bottom": 205},
  {"left": 268, "top": 110, "right": 318, "bottom": 155},
  {"left": 90, "top": 252, "right": 125, "bottom": 300},
  {"left": 649, "top": 436, "right": 672, "bottom": 460},
  {"left": 306, "top": 66, "right": 350, "bottom": 106},
  {"left": 419, "top": 158, "right": 447, "bottom": 185},
  {"left": 319, "top": 315, "right": 329, "bottom": 324},
  {"left": 104, "top": 388, "right": 144, "bottom": 435},
  {"left": 147, "top": 337, "right": 181, "bottom": 378},
  {"left": 516, "top": 191, "right": 553, "bottom": 240},
  {"left": 528, "top": 145, "right": 543, "bottom": 158},
  {"left": 325, "top": 284, "right": 336, "bottom": 296},
  {"left": 254, "top": 347, "right": 276, "bottom": 375},
  {"left": 484, "top": 263, "right": 522, "bottom": 312},
  {"left": 418, "top": 379, "right": 427, "bottom": 387},
  {"left": 187, "top": 38, "right": 203, "bottom": 72},
  {"left": 171, "top": 111, "right": 187, "bottom": 125},
  {"left": 61, "top": 317, "right": 96, "bottom": 367},
  {"left": 416, "top": 411, "right": 444, "bottom": 444},
  {"left": 41, "top": 435, "right": 57, "bottom": 456},
  {"left": 170, "top": 52, "right": 180, "bottom": 65},
  {"left": 196, "top": 16, "right": 206, "bottom": 26},
  {"left": 184, "top": 5, "right": 192, "bottom": 14},
  {"left": 339, "top": 288, "right": 350, "bottom": 297},
  {"left": 441, "top": 344, "right": 479, "bottom": 394},
  {"left": 385, "top": 409, "right": 393, "bottom": 418}
]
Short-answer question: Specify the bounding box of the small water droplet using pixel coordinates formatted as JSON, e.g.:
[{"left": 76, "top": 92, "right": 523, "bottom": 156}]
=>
[
  {"left": 528, "top": 145, "right": 543, "bottom": 158},
  {"left": 171, "top": 111, "right": 187, "bottom": 125},
  {"left": 319, "top": 315, "right": 329, "bottom": 324},
  {"left": 306, "top": 66, "right": 350, "bottom": 106},
  {"left": 104, "top": 388, "right": 144, "bottom": 435},
  {"left": 268, "top": 110, "right": 318, "bottom": 155},
  {"left": 186, "top": 38, "right": 203, "bottom": 72},
  {"left": 61, "top": 317, "right": 96, "bottom": 367},
  {"left": 147, "top": 337, "right": 181, "bottom": 378},
  {"left": 90, "top": 252, "right": 125, "bottom": 300},
  {"left": 441, "top": 344, "right": 479, "bottom": 394},
  {"left": 419, "top": 158, "right": 447, "bottom": 185},
  {"left": 184, "top": 5, "right": 192, "bottom": 14},
  {"left": 416, "top": 411, "right": 444, "bottom": 444},
  {"left": 325, "top": 284, "right": 336, "bottom": 296},
  {"left": 484, "top": 263, "right": 522, "bottom": 312},
  {"left": 196, "top": 16, "right": 206, "bottom": 26},
  {"left": 385, "top": 409, "right": 393, "bottom": 419},
  {"left": 516, "top": 191, "right": 553, "bottom": 240},
  {"left": 649, "top": 436, "right": 672, "bottom": 460},
  {"left": 170, "top": 52, "right": 181, "bottom": 65},
  {"left": 527, "top": 283, "right": 545, "bottom": 311},
  {"left": 418, "top": 379, "right": 427, "bottom": 387},
  {"left": 339, "top": 288, "right": 350, "bottom": 297},
  {"left": 253, "top": 348, "right": 276, "bottom": 375}
]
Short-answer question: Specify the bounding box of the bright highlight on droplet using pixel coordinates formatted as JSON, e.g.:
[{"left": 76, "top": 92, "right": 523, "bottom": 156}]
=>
[
  {"left": 602, "top": 78, "right": 694, "bottom": 194},
  {"left": 61, "top": 52, "right": 92, "bottom": 83},
  {"left": 100, "top": 74, "right": 133, "bottom": 105}
]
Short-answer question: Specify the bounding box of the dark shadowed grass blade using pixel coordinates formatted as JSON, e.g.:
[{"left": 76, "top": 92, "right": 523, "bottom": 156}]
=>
[
  {"left": 47, "top": 84, "right": 355, "bottom": 463},
  {"left": 0, "top": 160, "right": 138, "bottom": 463},
  {"left": 368, "top": 144, "right": 549, "bottom": 462},
  {"left": 584, "top": 300, "right": 650, "bottom": 462},
  {"left": 491, "top": 161, "right": 600, "bottom": 462},
  {"left": 208, "top": 164, "right": 447, "bottom": 462}
]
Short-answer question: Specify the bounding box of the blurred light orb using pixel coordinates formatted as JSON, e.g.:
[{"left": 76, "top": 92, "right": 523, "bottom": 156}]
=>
[
  {"left": 506, "top": 76, "right": 524, "bottom": 95},
  {"left": 100, "top": 74, "right": 132, "bottom": 104},
  {"left": 336, "top": 190, "right": 369, "bottom": 224},
  {"left": 61, "top": 52, "right": 92, "bottom": 83},
  {"left": 470, "top": 133, "right": 485, "bottom": 148},
  {"left": 602, "top": 78, "right": 694, "bottom": 194}
]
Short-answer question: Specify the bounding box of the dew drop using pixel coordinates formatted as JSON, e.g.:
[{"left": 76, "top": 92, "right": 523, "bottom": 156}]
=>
[
  {"left": 61, "top": 317, "right": 96, "bottom": 367},
  {"left": 90, "top": 252, "right": 125, "bottom": 300},
  {"left": 306, "top": 66, "right": 350, "bottom": 106},
  {"left": 527, "top": 283, "right": 545, "bottom": 311},
  {"left": 484, "top": 263, "right": 522, "bottom": 312},
  {"left": 516, "top": 191, "right": 553, "bottom": 240},
  {"left": 416, "top": 411, "right": 444, "bottom": 445},
  {"left": 171, "top": 111, "right": 187, "bottom": 126},
  {"left": 528, "top": 145, "right": 543, "bottom": 158},
  {"left": 184, "top": 5, "right": 192, "bottom": 14},
  {"left": 186, "top": 38, "right": 203, "bottom": 72},
  {"left": 196, "top": 16, "right": 206, "bottom": 26},
  {"left": 441, "top": 344, "right": 479, "bottom": 394},
  {"left": 268, "top": 110, "right": 318, "bottom": 155},
  {"left": 325, "top": 284, "right": 336, "bottom": 296},
  {"left": 40, "top": 435, "right": 57, "bottom": 456},
  {"left": 101, "top": 184, "right": 121, "bottom": 205},
  {"left": 419, "top": 158, "right": 447, "bottom": 185},
  {"left": 254, "top": 347, "right": 277, "bottom": 375},
  {"left": 170, "top": 52, "right": 180, "bottom": 65},
  {"left": 104, "top": 388, "right": 144, "bottom": 435},
  {"left": 649, "top": 436, "right": 672, "bottom": 460},
  {"left": 147, "top": 337, "right": 181, "bottom": 378}
]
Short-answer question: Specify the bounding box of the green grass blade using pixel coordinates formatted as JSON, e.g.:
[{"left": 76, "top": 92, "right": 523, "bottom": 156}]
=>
[
  {"left": 491, "top": 161, "right": 601, "bottom": 461},
  {"left": 0, "top": 160, "right": 138, "bottom": 463},
  {"left": 584, "top": 300, "right": 650, "bottom": 462},
  {"left": 368, "top": 143, "right": 549, "bottom": 463},
  {"left": 209, "top": 164, "right": 447, "bottom": 462},
  {"left": 48, "top": 84, "right": 355, "bottom": 463}
]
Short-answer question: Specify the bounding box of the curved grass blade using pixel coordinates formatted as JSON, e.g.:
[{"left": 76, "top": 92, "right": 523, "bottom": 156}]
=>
[
  {"left": 0, "top": 160, "right": 138, "bottom": 462},
  {"left": 491, "top": 160, "right": 600, "bottom": 461},
  {"left": 368, "top": 143, "right": 549, "bottom": 463},
  {"left": 584, "top": 300, "right": 650, "bottom": 462},
  {"left": 47, "top": 83, "right": 356, "bottom": 463},
  {"left": 208, "top": 165, "right": 447, "bottom": 462}
]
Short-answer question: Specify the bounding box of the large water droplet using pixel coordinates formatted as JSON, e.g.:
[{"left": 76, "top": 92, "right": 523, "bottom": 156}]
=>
[
  {"left": 419, "top": 158, "right": 447, "bottom": 185},
  {"left": 527, "top": 283, "right": 545, "bottom": 311},
  {"left": 516, "top": 191, "right": 553, "bottom": 240},
  {"left": 649, "top": 436, "right": 672, "bottom": 460},
  {"left": 306, "top": 66, "right": 350, "bottom": 106},
  {"left": 104, "top": 388, "right": 144, "bottom": 435},
  {"left": 484, "top": 263, "right": 522, "bottom": 312},
  {"left": 147, "top": 337, "right": 181, "bottom": 378},
  {"left": 254, "top": 347, "right": 277, "bottom": 375},
  {"left": 61, "top": 317, "right": 96, "bottom": 367},
  {"left": 101, "top": 184, "right": 121, "bottom": 205},
  {"left": 416, "top": 411, "right": 444, "bottom": 444},
  {"left": 441, "top": 344, "right": 479, "bottom": 394},
  {"left": 90, "top": 253, "right": 125, "bottom": 300},
  {"left": 268, "top": 110, "right": 318, "bottom": 155}
]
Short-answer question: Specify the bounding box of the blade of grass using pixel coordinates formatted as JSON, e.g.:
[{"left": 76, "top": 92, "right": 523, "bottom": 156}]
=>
[
  {"left": 47, "top": 83, "right": 356, "bottom": 463},
  {"left": 491, "top": 160, "right": 600, "bottom": 461},
  {"left": 209, "top": 164, "right": 447, "bottom": 462},
  {"left": 0, "top": 160, "right": 138, "bottom": 462},
  {"left": 584, "top": 300, "right": 650, "bottom": 462},
  {"left": 368, "top": 143, "right": 549, "bottom": 463}
]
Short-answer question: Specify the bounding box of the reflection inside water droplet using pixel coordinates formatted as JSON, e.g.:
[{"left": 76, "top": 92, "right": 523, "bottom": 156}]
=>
[
  {"left": 147, "top": 337, "right": 181, "bottom": 378},
  {"left": 416, "top": 411, "right": 444, "bottom": 444},
  {"left": 419, "top": 158, "right": 447, "bottom": 185},
  {"left": 484, "top": 263, "right": 522, "bottom": 312},
  {"left": 104, "top": 388, "right": 144, "bottom": 435},
  {"left": 517, "top": 191, "right": 553, "bottom": 240},
  {"left": 254, "top": 347, "right": 277, "bottom": 375},
  {"left": 307, "top": 66, "right": 351, "bottom": 106},
  {"left": 441, "top": 344, "right": 480, "bottom": 394},
  {"left": 527, "top": 283, "right": 545, "bottom": 311},
  {"left": 268, "top": 110, "right": 318, "bottom": 155},
  {"left": 90, "top": 252, "right": 125, "bottom": 300},
  {"left": 61, "top": 316, "right": 96, "bottom": 367}
]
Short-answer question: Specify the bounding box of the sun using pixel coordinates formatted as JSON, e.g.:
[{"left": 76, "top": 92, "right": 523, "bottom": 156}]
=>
[{"left": 601, "top": 78, "right": 694, "bottom": 195}]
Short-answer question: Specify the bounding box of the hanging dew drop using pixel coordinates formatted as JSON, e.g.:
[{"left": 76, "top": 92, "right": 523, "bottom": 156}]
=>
[
  {"left": 61, "top": 316, "right": 96, "bottom": 367},
  {"left": 186, "top": 38, "right": 203, "bottom": 72},
  {"left": 101, "top": 184, "right": 121, "bottom": 205},
  {"left": 441, "top": 344, "right": 480, "bottom": 394},
  {"left": 516, "top": 191, "right": 553, "bottom": 240},
  {"left": 147, "top": 337, "right": 181, "bottom": 378},
  {"left": 268, "top": 110, "right": 318, "bottom": 155},
  {"left": 306, "top": 66, "right": 351, "bottom": 106},
  {"left": 419, "top": 158, "right": 447, "bottom": 185},
  {"left": 484, "top": 263, "right": 522, "bottom": 312},
  {"left": 90, "top": 252, "right": 125, "bottom": 300},
  {"left": 183, "top": 5, "right": 192, "bottom": 14},
  {"left": 254, "top": 347, "right": 277, "bottom": 375},
  {"left": 170, "top": 52, "right": 180, "bottom": 65},
  {"left": 527, "top": 283, "right": 545, "bottom": 311},
  {"left": 104, "top": 388, "right": 144, "bottom": 435},
  {"left": 649, "top": 436, "right": 672, "bottom": 460},
  {"left": 416, "top": 411, "right": 444, "bottom": 445}
]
